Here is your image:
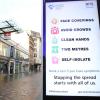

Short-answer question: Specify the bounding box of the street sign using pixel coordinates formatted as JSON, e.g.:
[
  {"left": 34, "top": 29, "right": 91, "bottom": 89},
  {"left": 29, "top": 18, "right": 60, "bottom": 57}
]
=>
[
  {"left": 43, "top": 0, "right": 100, "bottom": 99},
  {"left": 4, "top": 32, "right": 11, "bottom": 40}
]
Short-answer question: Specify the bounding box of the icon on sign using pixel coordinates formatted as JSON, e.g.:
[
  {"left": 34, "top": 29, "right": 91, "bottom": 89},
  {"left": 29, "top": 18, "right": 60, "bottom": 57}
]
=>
[
  {"left": 52, "top": 57, "right": 58, "bottom": 64},
  {"left": 52, "top": 37, "right": 58, "bottom": 44},
  {"left": 52, "top": 46, "right": 58, "bottom": 53},
  {"left": 48, "top": 5, "right": 54, "bottom": 9},
  {"left": 51, "top": 27, "right": 59, "bottom": 34},
  {"left": 51, "top": 18, "right": 58, "bottom": 24}
]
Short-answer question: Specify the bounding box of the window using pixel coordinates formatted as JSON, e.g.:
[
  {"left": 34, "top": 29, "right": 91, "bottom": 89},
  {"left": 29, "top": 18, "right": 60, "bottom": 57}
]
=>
[{"left": 34, "top": 53, "right": 37, "bottom": 57}]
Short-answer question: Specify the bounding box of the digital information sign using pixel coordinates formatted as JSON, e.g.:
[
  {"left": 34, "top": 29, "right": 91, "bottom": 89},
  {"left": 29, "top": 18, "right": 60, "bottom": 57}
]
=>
[{"left": 45, "top": 0, "right": 100, "bottom": 97}]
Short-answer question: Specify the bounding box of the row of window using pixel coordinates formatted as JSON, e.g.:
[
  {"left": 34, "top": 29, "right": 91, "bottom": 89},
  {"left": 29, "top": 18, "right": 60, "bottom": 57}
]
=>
[{"left": 0, "top": 41, "right": 28, "bottom": 60}]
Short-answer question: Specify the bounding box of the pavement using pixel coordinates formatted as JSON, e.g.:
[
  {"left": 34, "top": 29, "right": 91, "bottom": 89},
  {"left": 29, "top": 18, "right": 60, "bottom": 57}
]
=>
[{"left": 0, "top": 70, "right": 43, "bottom": 100}]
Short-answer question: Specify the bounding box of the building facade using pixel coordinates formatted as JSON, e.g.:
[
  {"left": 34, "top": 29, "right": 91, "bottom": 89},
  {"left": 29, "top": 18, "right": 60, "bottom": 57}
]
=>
[
  {"left": 0, "top": 37, "right": 10, "bottom": 74},
  {"left": 0, "top": 36, "right": 29, "bottom": 75},
  {"left": 31, "top": 31, "right": 42, "bottom": 66},
  {"left": 11, "top": 31, "right": 35, "bottom": 71},
  {"left": 11, "top": 30, "right": 42, "bottom": 71},
  {"left": 28, "top": 34, "right": 34, "bottom": 71}
]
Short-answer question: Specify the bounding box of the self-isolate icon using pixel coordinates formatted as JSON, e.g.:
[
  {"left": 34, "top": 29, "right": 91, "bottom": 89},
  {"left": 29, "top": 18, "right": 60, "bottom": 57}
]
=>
[
  {"left": 52, "top": 57, "right": 58, "bottom": 64},
  {"left": 51, "top": 27, "right": 59, "bottom": 34}
]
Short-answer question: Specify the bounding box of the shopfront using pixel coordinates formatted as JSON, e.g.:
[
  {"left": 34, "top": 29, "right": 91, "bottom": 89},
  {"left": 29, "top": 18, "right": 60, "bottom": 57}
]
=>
[
  {"left": 0, "top": 41, "right": 9, "bottom": 74},
  {"left": 0, "top": 56, "right": 9, "bottom": 74}
]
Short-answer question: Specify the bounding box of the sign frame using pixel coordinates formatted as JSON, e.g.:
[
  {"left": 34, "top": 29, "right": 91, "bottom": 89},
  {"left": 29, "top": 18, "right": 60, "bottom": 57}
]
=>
[{"left": 43, "top": 0, "right": 100, "bottom": 100}]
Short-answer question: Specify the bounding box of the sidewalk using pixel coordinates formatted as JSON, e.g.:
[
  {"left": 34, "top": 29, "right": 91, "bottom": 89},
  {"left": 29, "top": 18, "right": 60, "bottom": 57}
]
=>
[{"left": 0, "top": 71, "right": 43, "bottom": 100}]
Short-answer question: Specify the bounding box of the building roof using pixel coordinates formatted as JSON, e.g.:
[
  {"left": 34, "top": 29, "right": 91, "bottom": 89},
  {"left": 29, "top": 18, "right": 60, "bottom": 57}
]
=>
[{"left": 0, "top": 20, "right": 22, "bottom": 34}]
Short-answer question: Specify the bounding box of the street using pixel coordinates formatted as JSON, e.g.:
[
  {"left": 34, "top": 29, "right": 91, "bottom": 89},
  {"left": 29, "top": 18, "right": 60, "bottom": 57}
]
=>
[{"left": 0, "top": 70, "right": 42, "bottom": 100}]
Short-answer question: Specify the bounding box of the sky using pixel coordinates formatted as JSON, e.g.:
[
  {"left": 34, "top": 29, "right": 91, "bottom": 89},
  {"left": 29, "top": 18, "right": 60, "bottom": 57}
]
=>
[{"left": 0, "top": 0, "right": 42, "bottom": 33}]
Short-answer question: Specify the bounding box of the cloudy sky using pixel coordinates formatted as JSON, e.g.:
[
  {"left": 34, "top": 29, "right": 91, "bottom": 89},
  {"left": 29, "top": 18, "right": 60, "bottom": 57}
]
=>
[{"left": 0, "top": 0, "right": 42, "bottom": 33}]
